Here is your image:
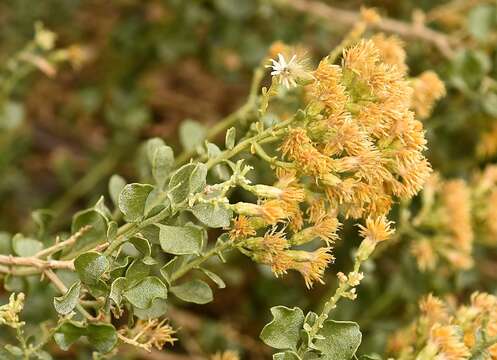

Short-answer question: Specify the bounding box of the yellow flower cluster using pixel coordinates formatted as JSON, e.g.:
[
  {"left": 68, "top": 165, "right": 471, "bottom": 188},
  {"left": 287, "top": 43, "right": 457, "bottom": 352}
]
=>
[
  {"left": 230, "top": 37, "right": 436, "bottom": 288},
  {"left": 389, "top": 292, "right": 497, "bottom": 359}
]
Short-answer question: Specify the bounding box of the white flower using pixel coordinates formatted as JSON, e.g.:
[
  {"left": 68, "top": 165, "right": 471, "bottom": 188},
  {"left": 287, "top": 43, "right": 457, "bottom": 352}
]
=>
[{"left": 266, "top": 53, "right": 299, "bottom": 89}]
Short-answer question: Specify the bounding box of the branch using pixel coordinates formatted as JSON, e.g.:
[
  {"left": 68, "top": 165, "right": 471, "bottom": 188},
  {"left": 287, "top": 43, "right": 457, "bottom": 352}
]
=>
[
  {"left": 0, "top": 254, "right": 74, "bottom": 271},
  {"left": 280, "top": 0, "right": 455, "bottom": 59},
  {"left": 34, "top": 225, "right": 92, "bottom": 259}
]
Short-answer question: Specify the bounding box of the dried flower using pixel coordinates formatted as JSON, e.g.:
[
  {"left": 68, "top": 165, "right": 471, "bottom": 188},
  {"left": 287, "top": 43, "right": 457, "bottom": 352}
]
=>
[
  {"left": 0, "top": 293, "right": 25, "bottom": 329},
  {"left": 118, "top": 319, "right": 176, "bottom": 352},
  {"left": 266, "top": 53, "right": 311, "bottom": 89}
]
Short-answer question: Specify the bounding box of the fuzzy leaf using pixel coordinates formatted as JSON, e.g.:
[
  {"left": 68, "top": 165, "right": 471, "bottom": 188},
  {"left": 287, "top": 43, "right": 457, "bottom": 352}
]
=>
[
  {"left": 134, "top": 298, "right": 168, "bottom": 320},
  {"left": 200, "top": 268, "right": 226, "bottom": 288},
  {"left": 152, "top": 145, "right": 174, "bottom": 186},
  {"left": 119, "top": 183, "right": 154, "bottom": 222},
  {"left": 74, "top": 252, "right": 109, "bottom": 285},
  {"left": 86, "top": 323, "right": 118, "bottom": 353},
  {"left": 125, "top": 259, "right": 151, "bottom": 285},
  {"left": 158, "top": 224, "right": 203, "bottom": 255},
  {"left": 191, "top": 202, "right": 233, "bottom": 228},
  {"left": 71, "top": 209, "right": 108, "bottom": 254},
  {"left": 225, "top": 127, "right": 236, "bottom": 149},
  {"left": 109, "top": 175, "right": 126, "bottom": 207},
  {"left": 260, "top": 306, "right": 304, "bottom": 350},
  {"left": 313, "top": 320, "right": 362, "bottom": 360},
  {"left": 123, "top": 276, "right": 168, "bottom": 309},
  {"left": 109, "top": 277, "right": 127, "bottom": 307},
  {"left": 180, "top": 119, "right": 207, "bottom": 151},
  {"left": 54, "top": 322, "right": 86, "bottom": 351},
  {"left": 168, "top": 163, "right": 207, "bottom": 204},
  {"left": 53, "top": 281, "right": 81, "bottom": 315},
  {"left": 170, "top": 279, "right": 213, "bottom": 304},
  {"left": 12, "top": 234, "right": 42, "bottom": 257}
]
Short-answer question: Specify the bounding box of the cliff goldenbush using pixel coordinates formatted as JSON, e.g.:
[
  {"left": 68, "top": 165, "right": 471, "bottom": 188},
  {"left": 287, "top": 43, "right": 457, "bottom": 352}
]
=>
[{"left": 3, "top": 1, "right": 497, "bottom": 359}]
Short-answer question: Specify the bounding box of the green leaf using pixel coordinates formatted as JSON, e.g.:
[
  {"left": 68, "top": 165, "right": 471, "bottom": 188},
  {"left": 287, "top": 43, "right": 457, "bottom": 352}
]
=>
[
  {"left": 71, "top": 209, "right": 108, "bottom": 254},
  {"left": 170, "top": 279, "right": 213, "bottom": 304},
  {"left": 123, "top": 276, "right": 168, "bottom": 309},
  {"left": 129, "top": 236, "right": 152, "bottom": 257},
  {"left": 109, "top": 277, "right": 127, "bottom": 307},
  {"left": 53, "top": 281, "right": 81, "bottom": 315},
  {"left": 109, "top": 175, "right": 126, "bottom": 208},
  {"left": 225, "top": 127, "right": 236, "bottom": 149},
  {"left": 32, "top": 209, "right": 54, "bottom": 238},
  {"left": 12, "top": 234, "right": 42, "bottom": 257},
  {"left": 147, "top": 140, "right": 174, "bottom": 187},
  {"left": 74, "top": 252, "right": 109, "bottom": 285},
  {"left": 260, "top": 306, "right": 305, "bottom": 350},
  {"left": 168, "top": 163, "right": 207, "bottom": 204},
  {"left": 191, "top": 202, "right": 233, "bottom": 228},
  {"left": 313, "top": 320, "right": 362, "bottom": 360},
  {"left": 134, "top": 298, "right": 168, "bottom": 320},
  {"left": 119, "top": 183, "right": 155, "bottom": 222},
  {"left": 86, "top": 323, "right": 118, "bottom": 353},
  {"left": 468, "top": 5, "right": 497, "bottom": 41},
  {"left": 160, "top": 256, "right": 188, "bottom": 285},
  {"left": 158, "top": 224, "right": 203, "bottom": 255},
  {"left": 125, "top": 259, "right": 151, "bottom": 285},
  {"left": 200, "top": 268, "right": 226, "bottom": 288},
  {"left": 273, "top": 351, "right": 302, "bottom": 360},
  {"left": 180, "top": 119, "right": 207, "bottom": 151},
  {"left": 54, "top": 322, "right": 86, "bottom": 351},
  {"left": 360, "top": 355, "right": 382, "bottom": 360},
  {"left": 54, "top": 322, "right": 117, "bottom": 353},
  {"left": 206, "top": 142, "right": 221, "bottom": 158}
]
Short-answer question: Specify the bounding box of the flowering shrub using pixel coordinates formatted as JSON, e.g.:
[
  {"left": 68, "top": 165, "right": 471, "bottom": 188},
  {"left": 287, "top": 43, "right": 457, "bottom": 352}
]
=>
[{"left": 2, "top": 2, "right": 497, "bottom": 360}]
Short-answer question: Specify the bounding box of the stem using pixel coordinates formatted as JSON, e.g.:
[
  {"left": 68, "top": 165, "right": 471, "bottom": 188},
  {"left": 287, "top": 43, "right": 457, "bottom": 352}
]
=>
[
  {"left": 0, "top": 254, "right": 74, "bottom": 270},
  {"left": 35, "top": 225, "right": 92, "bottom": 259},
  {"left": 169, "top": 241, "right": 233, "bottom": 283},
  {"left": 297, "top": 254, "right": 366, "bottom": 356},
  {"left": 206, "top": 119, "right": 292, "bottom": 170}
]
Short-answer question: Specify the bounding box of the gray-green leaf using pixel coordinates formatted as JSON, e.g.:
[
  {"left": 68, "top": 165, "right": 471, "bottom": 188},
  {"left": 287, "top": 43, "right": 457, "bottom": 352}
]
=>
[
  {"left": 313, "top": 320, "right": 362, "bottom": 360},
  {"left": 180, "top": 119, "right": 207, "bottom": 151},
  {"left": 123, "top": 276, "right": 168, "bottom": 309},
  {"left": 53, "top": 281, "right": 81, "bottom": 315},
  {"left": 119, "top": 183, "right": 155, "bottom": 222},
  {"left": 170, "top": 279, "right": 213, "bottom": 304},
  {"left": 74, "top": 252, "right": 109, "bottom": 285},
  {"left": 225, "top": 127, "right": 236, "bottom": 149},
  {"left": 168, "top": 163, "right": 207, "bottom": 204},
  {"left": 260, "top": 306, "right": 304, "bottom": 351},
  {"left": 158, "top": 224, "right": 203, "bottom": 255},
  {"left": 191, "top": 202, "right": 233, "bottom": 228},
  {"left": 109, "top": 175, "right": 126, "bottom": 208}
]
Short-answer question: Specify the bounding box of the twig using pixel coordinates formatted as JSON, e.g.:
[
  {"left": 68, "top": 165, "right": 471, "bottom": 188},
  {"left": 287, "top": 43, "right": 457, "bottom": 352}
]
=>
[
  {"left": 280, "top": 0, "right": 456, "bottom": 59},
  {"left": 34, "top": 225, "right": 92, "bottom": 259},
  {"left": 0, "top": 254, "right": 74, "bottom": 270},
  {"left": 44, "top": 269, "right": 95, "bottom": 320}
]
